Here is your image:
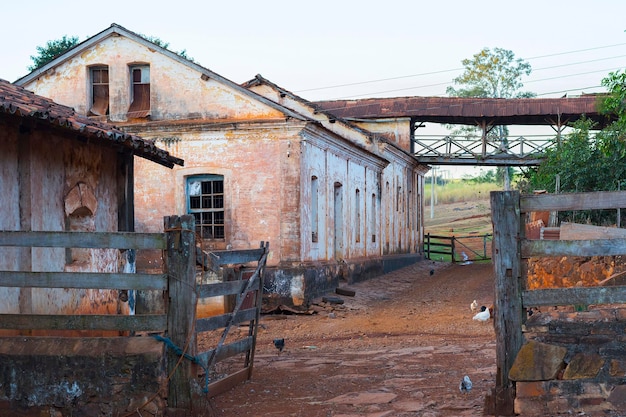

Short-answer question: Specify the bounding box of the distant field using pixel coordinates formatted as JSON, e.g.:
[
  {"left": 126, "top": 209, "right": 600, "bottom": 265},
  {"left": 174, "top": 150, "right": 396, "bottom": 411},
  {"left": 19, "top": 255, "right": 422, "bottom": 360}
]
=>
[
  {"left": 423, "top": 180, "right": 501, "bottom": 236},
  {"left": 424, "top": 181, "right": 501, "bottom": 205}
]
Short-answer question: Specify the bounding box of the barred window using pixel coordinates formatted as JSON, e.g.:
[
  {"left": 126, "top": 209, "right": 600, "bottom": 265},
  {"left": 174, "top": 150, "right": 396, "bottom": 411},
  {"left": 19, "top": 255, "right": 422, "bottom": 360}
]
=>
[{"left": 187, "top": 175, "right": 224, "bottom": 239}]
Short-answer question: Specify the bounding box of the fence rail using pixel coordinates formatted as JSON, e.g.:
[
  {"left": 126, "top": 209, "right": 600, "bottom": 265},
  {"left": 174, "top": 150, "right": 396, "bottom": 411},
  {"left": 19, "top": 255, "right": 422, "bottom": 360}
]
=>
[
  {"left": 425, "top": 233, "right": 492, "bottom": 262},
  {"left": 0, "top": 230, "right": 168, "bottom": 333}
]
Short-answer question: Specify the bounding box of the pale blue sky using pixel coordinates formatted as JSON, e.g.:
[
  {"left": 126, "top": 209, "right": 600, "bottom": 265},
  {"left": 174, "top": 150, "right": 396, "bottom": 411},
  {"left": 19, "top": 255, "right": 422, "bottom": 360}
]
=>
[
  {"left": 3, "top": 0, "right": 625, "bottom": 101},
  {"left": 2, "top": 0, "right": 625, "bottom": 177}
]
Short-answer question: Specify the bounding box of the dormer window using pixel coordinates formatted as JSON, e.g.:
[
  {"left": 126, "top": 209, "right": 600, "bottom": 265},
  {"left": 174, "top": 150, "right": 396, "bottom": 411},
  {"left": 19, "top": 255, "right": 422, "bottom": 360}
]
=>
[
  {"left": 128, "top": 65, "right": 150, "bottom": 118},
  {"left": 89, "top": 67, "right": 109, "bottom": 116}
]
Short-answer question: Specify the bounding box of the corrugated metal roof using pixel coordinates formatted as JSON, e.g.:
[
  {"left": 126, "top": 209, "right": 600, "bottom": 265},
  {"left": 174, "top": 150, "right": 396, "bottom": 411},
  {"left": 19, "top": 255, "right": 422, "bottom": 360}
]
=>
[
  {"left": 313, "top": 96, "right": 613, "bottom": 127},
  {"left": 0, "top": 79, "right": 184, "bottom": 168}
]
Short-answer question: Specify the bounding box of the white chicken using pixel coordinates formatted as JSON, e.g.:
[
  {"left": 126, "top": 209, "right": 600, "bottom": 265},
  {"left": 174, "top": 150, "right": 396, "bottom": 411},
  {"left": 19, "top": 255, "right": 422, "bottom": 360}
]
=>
[
  {"left": 470, "top": 300, "right": 478, "bottom": 312},
  {"left": 472, "top": 305, "right": 490, "bottom": 322},
  {"left": 459, "top": 375, "right": 472, "bottom": 393}
]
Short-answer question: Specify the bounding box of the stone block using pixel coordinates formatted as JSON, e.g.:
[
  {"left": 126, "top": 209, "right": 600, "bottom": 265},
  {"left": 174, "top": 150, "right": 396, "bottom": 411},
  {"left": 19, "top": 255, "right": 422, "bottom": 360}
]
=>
[
  {"left": 546, "top": 397, "right": 572, "bottom": 414},
  {"left": 514, "top": 397, "right": 548, "bottom": 416},
  {"left": 563, "top": 353, "right": 604, "bottom": 379},
  {"left": 609, "top": 360, "right": 626, "bottom": 377},
  {"left": 616, "top": 308, "right": 626, "bottom": 321},
  {"left": 607, "top": 385, "right": 626, "bottom": 409},
  {"left": 509, "top": 340, "right": 567, "bottom": 381},
  {"left": 515, "top": 381, "right": 547, "bottom": 398}
]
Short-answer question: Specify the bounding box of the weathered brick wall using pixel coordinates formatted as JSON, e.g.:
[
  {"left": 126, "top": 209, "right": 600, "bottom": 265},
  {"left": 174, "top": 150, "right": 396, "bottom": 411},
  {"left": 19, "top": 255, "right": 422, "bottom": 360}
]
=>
[
  {"left": 0, "top": 337, "right": 166, "bottom": 416},
  {"left": 510, "top": 308, "right": 626, "bottom": 415}
]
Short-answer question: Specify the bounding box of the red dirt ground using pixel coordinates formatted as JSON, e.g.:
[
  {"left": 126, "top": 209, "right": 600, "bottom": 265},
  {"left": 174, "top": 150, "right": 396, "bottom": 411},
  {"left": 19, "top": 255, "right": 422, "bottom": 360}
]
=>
[{"left": 208, "top": 260, "right": 497, "bottom": 417}]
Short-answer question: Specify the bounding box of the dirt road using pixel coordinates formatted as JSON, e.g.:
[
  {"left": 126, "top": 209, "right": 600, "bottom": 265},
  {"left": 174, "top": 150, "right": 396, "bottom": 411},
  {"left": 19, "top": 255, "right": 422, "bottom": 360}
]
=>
[{"left": 209, "top": 260, "right": 496, "bottom": 416}]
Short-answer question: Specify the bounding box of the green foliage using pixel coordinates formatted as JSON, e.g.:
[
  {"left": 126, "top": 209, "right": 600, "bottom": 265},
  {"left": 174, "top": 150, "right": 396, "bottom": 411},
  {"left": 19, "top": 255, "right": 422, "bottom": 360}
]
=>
[
  {"left": 521, "top": 70, "right": 626, "bottom": 224},
  {"left": 28, "top": 35, "right": 80, "bottom": 71},
  {"left": 446, "top": 47, "right": 535, "bottom": 99},
  {"left": 523, "top": 70, "right": 626, "bottom": 196},
  {"left": 464, "top": 169, "right": 497, "bottom": 184}
]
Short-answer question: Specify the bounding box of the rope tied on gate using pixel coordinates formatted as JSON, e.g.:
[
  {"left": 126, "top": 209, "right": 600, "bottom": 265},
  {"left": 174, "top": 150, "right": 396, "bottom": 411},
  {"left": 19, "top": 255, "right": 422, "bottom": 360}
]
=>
[{"left": 151, "top": 334, "right": 210, "bottom": 393}]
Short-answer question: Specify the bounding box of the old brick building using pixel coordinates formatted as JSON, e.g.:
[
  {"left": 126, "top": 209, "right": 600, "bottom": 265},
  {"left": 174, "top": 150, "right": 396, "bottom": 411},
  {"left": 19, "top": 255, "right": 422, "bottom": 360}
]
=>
[{"left": 15, "top": 23, "right": 429, "bottom": 309}]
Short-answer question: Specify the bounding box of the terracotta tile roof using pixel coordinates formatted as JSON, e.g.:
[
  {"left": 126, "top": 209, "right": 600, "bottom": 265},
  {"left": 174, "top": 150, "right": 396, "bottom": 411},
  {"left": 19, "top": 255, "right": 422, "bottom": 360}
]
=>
[
  {"left": 0, "top": 79, "right": 184, "bottom": 168},
  {"left": 313, "top": 96, "right": 614, "bottom": 128}
]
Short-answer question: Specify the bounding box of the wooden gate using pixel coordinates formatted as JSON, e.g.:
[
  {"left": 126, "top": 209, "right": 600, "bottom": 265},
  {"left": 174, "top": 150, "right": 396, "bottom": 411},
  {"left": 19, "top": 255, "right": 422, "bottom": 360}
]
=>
[
  {"left": 194, "top": 242, "right": 269, "bottom": 397},
  {"left": 490, "top": 190, "right": 626, "bottom": 415},
  {"left": 425, "top": 233, "right": 492, "bottom": 262}
]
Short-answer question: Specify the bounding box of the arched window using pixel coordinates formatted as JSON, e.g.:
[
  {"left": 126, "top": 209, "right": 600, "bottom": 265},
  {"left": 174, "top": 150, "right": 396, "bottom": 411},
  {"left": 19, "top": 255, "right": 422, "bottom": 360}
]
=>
[
  {"left": 311, "top": 176, "right": 319, "bottom": 243},
  {"left": 355, "top": 189, "right": 361, "bottom": 243}
]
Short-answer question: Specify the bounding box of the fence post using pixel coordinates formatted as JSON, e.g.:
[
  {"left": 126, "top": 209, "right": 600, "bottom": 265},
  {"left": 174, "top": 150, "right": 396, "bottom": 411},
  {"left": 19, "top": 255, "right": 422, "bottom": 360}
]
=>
[
  {"left": 426, "top": 233, "right": 430, "bottom": 259},
  {"left": 490, "top": 191, "right": 522, "bottom": 416},
  {"left": 164, "top": 215, "right": 197, "bottom": 411},
  {"left": 451, "top": 236, "right": 455, "bottom": 263},
  {"left": 483, "top": 235, "right": 488, "bottom": 259}
]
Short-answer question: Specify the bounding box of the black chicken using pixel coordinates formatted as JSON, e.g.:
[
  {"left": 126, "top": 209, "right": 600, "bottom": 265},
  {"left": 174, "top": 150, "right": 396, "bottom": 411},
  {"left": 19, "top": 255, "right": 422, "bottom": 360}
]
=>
[{"left": 273, "top": 338, "right": 285, "bottom": 354}]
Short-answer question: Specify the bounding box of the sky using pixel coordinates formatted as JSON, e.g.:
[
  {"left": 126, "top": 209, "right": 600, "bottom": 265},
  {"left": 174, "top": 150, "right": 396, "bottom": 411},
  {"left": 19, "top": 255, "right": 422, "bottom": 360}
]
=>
[{"left": 2, "top": 0, "right": 626, "bottom": 177}]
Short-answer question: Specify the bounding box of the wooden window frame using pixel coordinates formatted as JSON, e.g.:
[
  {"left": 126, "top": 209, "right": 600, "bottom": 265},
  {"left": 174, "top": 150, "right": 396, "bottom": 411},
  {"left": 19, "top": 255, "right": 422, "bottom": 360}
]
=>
[
  {"left": 128, "top": 65, "right": 150, "bottom": 118},
  {"left": 89, "top": 66, "right": 109, "bottom": 116},
  {"left": 187, "top": 175, "right": 225, "bottom": 240}
]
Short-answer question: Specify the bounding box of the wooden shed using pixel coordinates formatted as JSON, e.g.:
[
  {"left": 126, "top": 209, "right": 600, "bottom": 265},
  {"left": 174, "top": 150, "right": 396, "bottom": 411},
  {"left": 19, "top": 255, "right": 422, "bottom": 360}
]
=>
[{"left": 0, "top": 78, "right": 183, "bottom": 332}]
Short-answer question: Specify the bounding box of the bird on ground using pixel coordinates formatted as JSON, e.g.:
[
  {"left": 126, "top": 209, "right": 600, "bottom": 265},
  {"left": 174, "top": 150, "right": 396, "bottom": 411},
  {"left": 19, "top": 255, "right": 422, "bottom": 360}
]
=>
[
  {"left": 459, "top": 375, "right": 472, "bottom": 393},
  {"left": 429, "top": 269, "right": 435, "bottom": 276},
  {"left": 470, "top": 300, "right": 478, "bottom": 312},
  {"left": 473, "top": 306, "right": 490, "bottom": 322},
  {"left": 273, "top": 338, "right": 285, "bottom": 355}
]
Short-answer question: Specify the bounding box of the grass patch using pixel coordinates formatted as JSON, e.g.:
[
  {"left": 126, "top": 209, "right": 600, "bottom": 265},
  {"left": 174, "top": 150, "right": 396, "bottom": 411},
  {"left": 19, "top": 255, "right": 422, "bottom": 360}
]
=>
[{"left": 424, "top": 180, "right": 501, "bottom": 205}]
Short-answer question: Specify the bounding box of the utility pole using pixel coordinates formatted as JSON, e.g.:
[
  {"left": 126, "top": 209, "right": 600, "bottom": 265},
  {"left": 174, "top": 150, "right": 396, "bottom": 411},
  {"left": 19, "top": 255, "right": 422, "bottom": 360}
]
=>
[{"left": 430, "top": 166, "right": 436, "bottom": 219}]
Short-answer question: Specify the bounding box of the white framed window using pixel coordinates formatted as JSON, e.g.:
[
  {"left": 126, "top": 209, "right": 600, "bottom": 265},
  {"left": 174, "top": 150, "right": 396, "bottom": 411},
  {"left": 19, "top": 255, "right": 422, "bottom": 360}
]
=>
[{"left": 187, "top": 175, "right": 225, "bottom": 239}]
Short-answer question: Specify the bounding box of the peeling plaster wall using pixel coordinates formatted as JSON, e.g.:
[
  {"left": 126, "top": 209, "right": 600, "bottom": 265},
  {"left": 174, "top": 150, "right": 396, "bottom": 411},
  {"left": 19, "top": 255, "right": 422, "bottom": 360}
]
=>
[
  {"left": 131, "top": 122, "right": 302, "bottom": 266},
  {"left": 352, "top": 118, "right": 413, "bottom": 151},
  {"left": 22, "top": 35, "right": 284, "bottom": 123}
]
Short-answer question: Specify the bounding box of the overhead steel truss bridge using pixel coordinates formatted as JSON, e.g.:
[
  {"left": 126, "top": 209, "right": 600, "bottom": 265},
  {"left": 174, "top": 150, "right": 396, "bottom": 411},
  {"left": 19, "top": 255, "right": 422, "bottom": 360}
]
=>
[
  {"left": 314, "top": 96, "right": 612, "bottom": 167},
  {"left": 411, "top": 133, "right": 559, "bottom": 166}
]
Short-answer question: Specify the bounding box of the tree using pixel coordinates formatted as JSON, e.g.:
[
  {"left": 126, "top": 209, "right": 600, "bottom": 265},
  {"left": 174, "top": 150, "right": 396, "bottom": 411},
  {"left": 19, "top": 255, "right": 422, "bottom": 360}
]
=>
[
  {"left": 447, "top": 48, "right": 535, "bottom": 190},
  {"left": 447, "top": 47, "right": 534, "bottom": 99},
  {"left": 29, "top": 35, "right": 80, "bottom": 71}
]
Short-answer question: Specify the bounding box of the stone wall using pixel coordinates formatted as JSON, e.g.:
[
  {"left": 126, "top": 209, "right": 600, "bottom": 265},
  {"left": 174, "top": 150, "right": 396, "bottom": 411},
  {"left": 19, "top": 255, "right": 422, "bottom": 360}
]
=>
[
  {"left": 0, "top": 337, "right": 166, "bottom": 416},
  {"left": 509, "top": 307, "right": 626, "bottom": 415}
]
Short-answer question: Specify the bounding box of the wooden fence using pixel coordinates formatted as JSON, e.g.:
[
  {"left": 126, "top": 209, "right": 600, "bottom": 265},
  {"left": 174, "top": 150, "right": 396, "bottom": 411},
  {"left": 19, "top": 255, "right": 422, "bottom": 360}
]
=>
[
  {"left": 490, "top": 190, "right": 626, "bottom": 415},
  {"left": 424, "top": 233, "right": 492, "bottom": 263},
  {"left": 0, "top": 215, "right": 268, "bottom": 413}
]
